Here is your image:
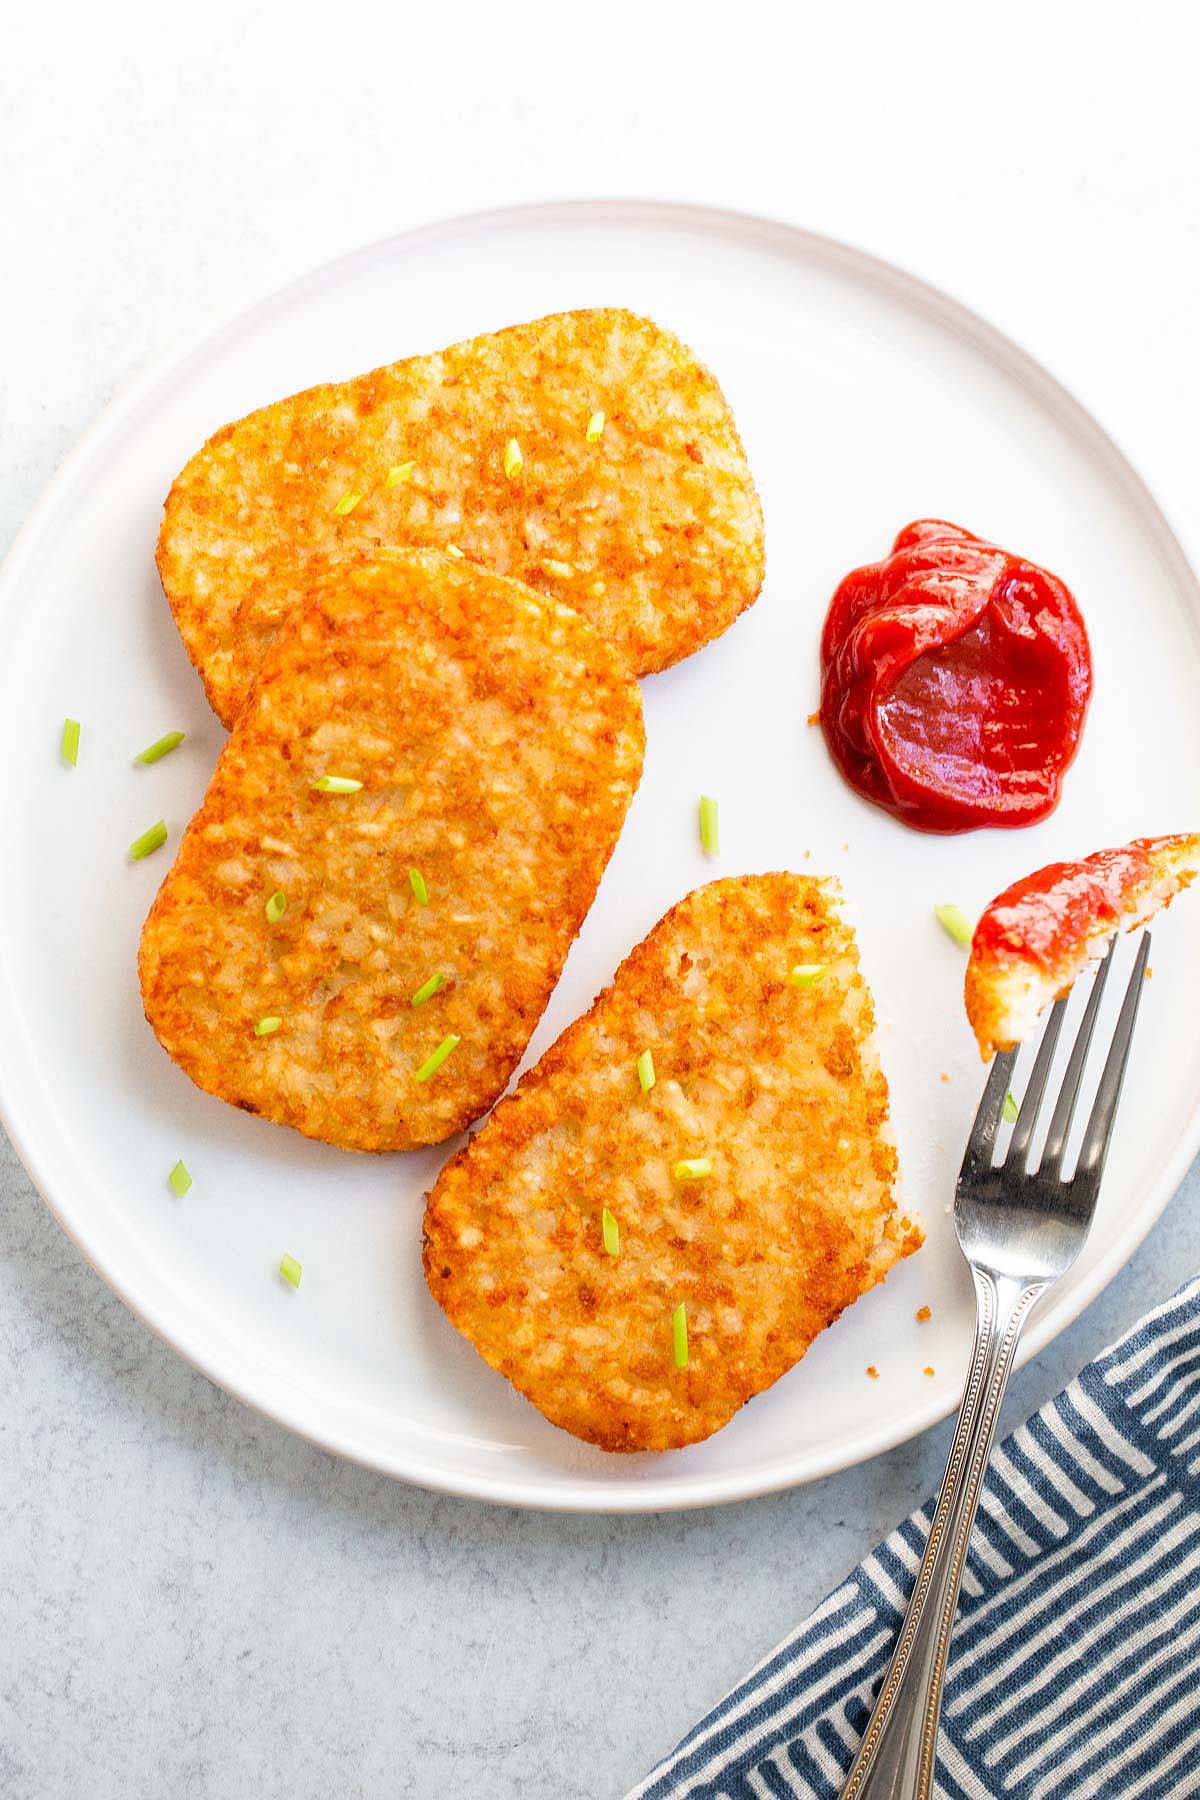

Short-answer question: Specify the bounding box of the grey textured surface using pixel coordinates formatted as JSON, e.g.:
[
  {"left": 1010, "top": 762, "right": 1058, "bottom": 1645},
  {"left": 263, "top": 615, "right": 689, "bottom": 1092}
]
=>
[
  {"left": 5, "top": 3, "right": 1200, "bottom": 1795},
  {"left": 4, "top": 1128, "right": 1199, "bottom": 1799}
]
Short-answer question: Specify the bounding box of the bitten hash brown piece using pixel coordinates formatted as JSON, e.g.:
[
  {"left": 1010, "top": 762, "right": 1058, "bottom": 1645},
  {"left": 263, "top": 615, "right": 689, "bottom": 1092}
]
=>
[
  {"left": 138, "top": 549, "right": 645, "bottom": 1151},
  {"left": 965, "top": 832, "right": 1200, "bottom": 1059},
  {"left": 423, "top": 875, "right": 921, "bottom": 1452},
  {"left": 157, "top": 308, "right": 765, "bottom": 723}
]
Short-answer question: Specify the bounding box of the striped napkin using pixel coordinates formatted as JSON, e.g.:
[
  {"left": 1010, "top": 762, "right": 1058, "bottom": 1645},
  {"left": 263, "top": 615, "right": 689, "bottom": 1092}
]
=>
[{"left": 630, "top": 1276, "right": 1200, "bottom": 1800}]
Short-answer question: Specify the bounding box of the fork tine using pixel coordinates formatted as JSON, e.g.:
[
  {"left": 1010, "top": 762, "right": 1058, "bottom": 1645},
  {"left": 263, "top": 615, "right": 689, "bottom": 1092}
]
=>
[
  {"left": 1008, "top": 995, "right": 1069, "bottom": 1163},
  {"left": 1038, "top": 935, "right": 1118, "bottom": 1176},
  {"left": 1074, "top": 931, "right": 1152, "bottom": 1185},
  {"left": 960, "top": 1045, "right": 1018, "bottom": 1179}
]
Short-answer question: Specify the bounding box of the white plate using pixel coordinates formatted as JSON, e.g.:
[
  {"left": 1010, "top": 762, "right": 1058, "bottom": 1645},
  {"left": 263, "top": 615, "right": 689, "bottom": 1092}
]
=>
[{"left": 3, "top": 200, "right": 1200, "bottom": 1512}]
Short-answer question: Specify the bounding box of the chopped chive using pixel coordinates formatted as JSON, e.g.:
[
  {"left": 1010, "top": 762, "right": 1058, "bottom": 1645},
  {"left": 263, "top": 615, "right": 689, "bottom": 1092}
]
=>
[
  {"left": 414, "top": 1033, "right": 460, "bottom": 1083},
  {"left": 136, "top": 730, "right": 185, "bottom": 765},
  {"left": 61, "top": 718, "right": 81, "bottom": 767},
  {"left": 503, "top": 437, "right": 524, "bottom": 479},
  {"left": 387, "top": 461, "right": 416, "bottom": 486},
  {"left": 310, "top": 775, "right": 362, "bottom": 794},
  {"left": 334, "top": 491, "right": 363, "bottom": 516},
  {"left": 410, "top": 972, "right": 445, "bottom": 1008},
  {"left": 129, "top": 820, "right": 168, "bottom": 861},
  {"left": 672, "top": 1302, "right": 689, "bottom": 1369},
  {"left": 934, "top": 903, "right": 973, "bottom": 946},
  {"left": 265, "top": 889, "right": 288, "bottom": 924},
  {"left": 601, "top": 1207, "right": 620, "bottom": 1256},
  {"left": 445, "top": 544, "right": 466, "bottom": 560},
  {"left": 699, "top": 794, "right": 719, "bottom": 856},
  {"left": 1003, "top": 1091, "right": 1019, "bottom": 1125},
  {"left": 637, "top": 1049, "right": 656, "bottom": 1093},
  {"left": 409, "top": 867, "right": 429, "bottom": 906},
  {"left": 789, "top": 963, "right": 828, "bottom": 988},
  {"left": 586, "top": 410, "right": 606, "bottom": 443},
  {"left": 673, "top": 1158, "right": 712, "bottom": 1181},
  {"left": 279, "top": 1253, "right": 302, "bottom": 1289},
  {"left": 254, "top": 1016, "right": 282, "bottom": 1037},
  {"left": 167, "top": 1159, "right": 192, "bottom": 1199}
]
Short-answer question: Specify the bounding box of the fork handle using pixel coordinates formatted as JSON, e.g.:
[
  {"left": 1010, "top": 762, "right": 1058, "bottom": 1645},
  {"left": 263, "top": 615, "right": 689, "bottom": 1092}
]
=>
[{"left": 836, "top": 1267, "right": 1047, "bottom": 1800}]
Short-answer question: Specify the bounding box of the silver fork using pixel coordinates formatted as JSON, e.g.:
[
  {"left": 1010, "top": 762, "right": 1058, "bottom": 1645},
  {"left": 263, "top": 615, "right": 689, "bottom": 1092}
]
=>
[{"left": 838, "top": 929, "right": 1152, "bottom": 1800}]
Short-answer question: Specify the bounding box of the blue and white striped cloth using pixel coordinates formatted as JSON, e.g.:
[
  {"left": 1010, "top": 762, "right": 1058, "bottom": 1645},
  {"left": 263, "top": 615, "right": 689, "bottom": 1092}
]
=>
[{"left": 631, "top": 1277, "right": 1200, "bottom": 1800}]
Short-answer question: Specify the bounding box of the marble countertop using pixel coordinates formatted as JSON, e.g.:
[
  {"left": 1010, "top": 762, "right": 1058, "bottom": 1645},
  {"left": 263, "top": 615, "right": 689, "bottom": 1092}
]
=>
[{"left": 4, "top": 4, "right": 1200, "bottom": 1794}]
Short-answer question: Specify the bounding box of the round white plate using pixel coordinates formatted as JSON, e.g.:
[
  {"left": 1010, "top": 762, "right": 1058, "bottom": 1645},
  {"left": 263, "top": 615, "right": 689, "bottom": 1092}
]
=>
[{"left": 3, "top": 200, "right": 1200, "bottom": 1512}]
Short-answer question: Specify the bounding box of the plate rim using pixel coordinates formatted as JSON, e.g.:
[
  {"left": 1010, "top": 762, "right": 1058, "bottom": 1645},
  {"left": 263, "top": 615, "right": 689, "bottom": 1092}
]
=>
[{"left": 3, "top": 193, "right": 1199, "bottom": 1512}]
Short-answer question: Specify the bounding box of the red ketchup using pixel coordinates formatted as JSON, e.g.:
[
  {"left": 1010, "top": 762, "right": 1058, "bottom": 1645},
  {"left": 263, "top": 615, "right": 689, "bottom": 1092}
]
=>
[
  {"left": 975, "top": 843, "right": 1160, "bottom": 971},
  {"left": 819, "top": 520, "right": 1092, "bottom": 832}
]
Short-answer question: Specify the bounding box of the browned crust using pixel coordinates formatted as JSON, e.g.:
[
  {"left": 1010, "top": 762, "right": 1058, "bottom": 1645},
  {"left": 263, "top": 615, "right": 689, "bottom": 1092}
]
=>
[
  {"left": 156, "top": 308, "right": 766, "bottom": 722},
  {"left": 139, "top": 549, "right": 645, "bottom": 1150},
  {"left": 423, "top": 874, "right": 922, "bottom": 1451}
]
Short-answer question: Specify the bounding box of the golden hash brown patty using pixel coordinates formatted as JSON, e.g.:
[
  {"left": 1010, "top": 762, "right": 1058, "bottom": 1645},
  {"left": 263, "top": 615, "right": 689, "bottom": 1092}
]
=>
[
  {"left": 138, "top": 550, "right": 645, "bottom": 1152},
  {"left": 156, "top": 308, "right": 765, "bottom": 723},
  {"left": 423, "top": 875, "right": 921, "bottom": 1451}
]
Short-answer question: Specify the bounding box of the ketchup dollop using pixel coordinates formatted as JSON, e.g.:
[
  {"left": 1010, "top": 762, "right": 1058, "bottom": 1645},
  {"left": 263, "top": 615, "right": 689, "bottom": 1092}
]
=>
[{"left": 819, "top": 520, "right": 1092, "bottom": 833}]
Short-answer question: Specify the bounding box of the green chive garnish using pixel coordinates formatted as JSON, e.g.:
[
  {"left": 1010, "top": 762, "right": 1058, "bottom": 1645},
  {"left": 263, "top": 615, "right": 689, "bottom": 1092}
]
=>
[
  {"left": 1003, "top": 1091, "right": 1019, "bottom": 1125},
  {"left": 672, "top": 1303, "right": 689, "bottom": 1369},
  {"left": 409, "top": 868, "right": 429, "bottom": 906},
  {"left": 673, "top": 1158, "right": 712, "bottom": 1181},
  {"left": 334, "top": 491, "right": 363, "bottom": 516},
  {"left": 411, "top": 972, "right": 445, "bottom": 1008},
  {"left": 387, "top": 461, "right": 416, "bottom": 486},
  {"left": 586, "top": 410, "right": 606, "bottom": 443},
  {"left": 310, "top": 775, "right": 362, "bottom": 794},
  {"left": 167, "top": 1159, "right": 192, "bottom": 1199},
  {"left": 129, "top": 820, "right": 168, "bottom": 861},
  {"left": 279, "top": 1254, "right": 302, "bottom": 1289},
  {"left": 265, "top": 890, "right": 287, "bottom": 924},
  {"left": 602, "top": 1207, "right": 620, "bottom": 1256},
  {"left": 789, "top": 963, "right": 828, "bottom": 988},
  {"left": 503, "top": 438, "right": 524, "bottom": 479},
  {"left": 935, "top": 903, "right": 973, "bottom": 946},
  {"left": 136, "top": 730, "right": 185, "bottom": 765},
  {"left": 637, "top": 1049, "right": 656, "bottom": 1093},
  {"left": 415, "top": 1034, "right": 460, "bottom": 1083},
  {"left": 61, "top": 718, "right": 81, "bottom": 767},
  {"left": 254, "top": 1016, "right": 282, "bottom": 1037},
  {"left": 445, "top": 544, "right": 466, "bottom": 560},
  {"left": 699, "top": 795, "right": 719, "bottom": 856}
]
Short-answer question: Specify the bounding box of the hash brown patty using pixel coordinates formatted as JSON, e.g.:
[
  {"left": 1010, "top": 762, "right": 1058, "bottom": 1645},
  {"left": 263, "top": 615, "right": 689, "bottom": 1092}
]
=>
[
  {"left": 423, "top": 874, "right": 921, "bottom": 1451},
  {"left": 138, "top": 549, "right": 645, "bottom": 1151},
  {"left": 157, "top": 308, "right": 766, "bottom": 723},
  {"left": 965, "top": 833, "right": 1200, "bottom": 1059}
]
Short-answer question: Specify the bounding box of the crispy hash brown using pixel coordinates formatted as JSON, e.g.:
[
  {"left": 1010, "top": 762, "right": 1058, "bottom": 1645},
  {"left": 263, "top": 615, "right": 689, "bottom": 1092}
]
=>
[
  {"left": 423, "top": 874, "right": 921, "bottom": 1452},
  {"left": 965, "top": 833, "right": 1200, "bottom": 1059},
  {"left": 138, "top": 550, "right": 645, "bottom": 1151},
  {"left": 157, "top": 308, "right": 766, "bottom": 723}
]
